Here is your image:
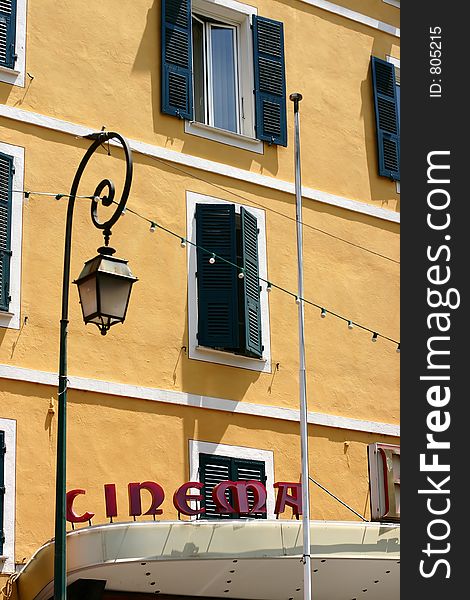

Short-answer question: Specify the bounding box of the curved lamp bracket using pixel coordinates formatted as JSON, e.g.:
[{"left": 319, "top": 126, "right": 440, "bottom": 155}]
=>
[{"left": 69, "top": 131, "right": 133, "bottom": 246}]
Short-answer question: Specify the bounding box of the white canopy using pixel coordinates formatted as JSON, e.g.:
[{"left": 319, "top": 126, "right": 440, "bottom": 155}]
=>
[{"left": 15, "top": 520, "right": 400, "bottom": 600}]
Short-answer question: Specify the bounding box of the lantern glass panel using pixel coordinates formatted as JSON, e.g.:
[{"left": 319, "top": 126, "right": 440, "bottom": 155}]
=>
[
  {"left": 77, "top": 277, "right": 98, "bottom": 319},
  {"left": 98, "top": 275, "right": 133, "bottom": 320}
]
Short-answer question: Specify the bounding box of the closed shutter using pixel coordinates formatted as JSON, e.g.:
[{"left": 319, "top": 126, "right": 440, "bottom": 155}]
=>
[
  {"left": 0, "top": 152, "right": 13, "bottom": 312},
  {"left": 0, "top": 431, "right": 5, "bottom": 555},
  {"left": 161, "top": 0, "right": 193, "bottom": 120},
  {"left": 199, "top": 453, "right": 232, "bottom": 519},
  {"left": 371, "top": 57, "right": 400, "bottom": 180},
  {"left": 232, "top": 457, "right": 267, "bottom": 519},
  {"left": 196, "top": 203, "right": 239, "bottom": 350},
  {"left": 0, "top": 0, "right": 16, "bottom": 69},
  {"left": 199, "top": 454, "right": 267, "bottom": 519},
  {"left": 241, "top": 207, "right": 262, "bottom": 358},
  {"left": 253, "top": 16, "right": 287, "bottom": 147}
]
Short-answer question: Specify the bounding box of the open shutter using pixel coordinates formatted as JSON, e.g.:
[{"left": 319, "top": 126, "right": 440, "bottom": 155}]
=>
[
  {"left": 0, "top": 152, "right": 13, "bottom": 312},
  {"left": 161, "top": 0, "right": 193, "bottom": 119},
  {"left": 196, "top": 204, "right": 239, "bottom": 349},
  {"left": 199, "top": 454, "right": 232, "bottom": 519},
  {"left": 232, "top": 457, "right": 267, "bottom": 519},
  {"left": 371, "top": 57, "right": 400, "bottom": 180},
  {"left": 0, "top": 431, "right": 5, "bottom": 555},
  {"left": 0, "top": 0, "right": 16, "bottom": 69},
  {"left": 253, "top": 16, "right": 287, "bottom": 147},
  {"left": 241, "top": 207, "right": 262, "bottom": 358}
]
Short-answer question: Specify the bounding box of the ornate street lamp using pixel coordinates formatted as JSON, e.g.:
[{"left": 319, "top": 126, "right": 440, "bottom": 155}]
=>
[
  {"left": 54, "top": 132, "right": 136, "bottom": 600},
  {"left": 74, "top": 247, "right": 137, "bottom": 335}
]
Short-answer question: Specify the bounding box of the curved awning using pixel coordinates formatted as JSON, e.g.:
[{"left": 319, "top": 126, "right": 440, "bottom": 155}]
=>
[{"left": 15, "top": 520, "right": 400, "bottom": 600}]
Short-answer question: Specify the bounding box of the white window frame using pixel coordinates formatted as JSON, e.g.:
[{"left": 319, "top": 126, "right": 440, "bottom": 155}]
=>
[
  {"left": 189, "top": 439, "right": 276, "bottom": 519},
  {"left": 186, "top": 191, "right": 271, "bottom": 373},
  {"left": 0, "top": 141, "right": 24, "bottom": 330},
  {"left": 185, "top": 0, "right": 263, "bottom": 154},
  {"left": 0, "top": 418, "right": 16, "bottom": 574},
  {"left": 386, "top": 55, "right": 400, "bottom": 194},
  {"left": 0, "top": 0, "right": 27, "bottom": 87}
]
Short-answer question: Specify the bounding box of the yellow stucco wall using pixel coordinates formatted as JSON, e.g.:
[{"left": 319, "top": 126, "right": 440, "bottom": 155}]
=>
[
  {"left": 0, "top": 381, "right": 398, "bottom": 561},
  {"left": 0, "top": 120, "right": 399, "bottom": 424},
  {"left": 0, "top": 0, "right": 399, "bottom": 576},
  {"left": 0, "top": 0, "right": 400, "bottom": 209}
]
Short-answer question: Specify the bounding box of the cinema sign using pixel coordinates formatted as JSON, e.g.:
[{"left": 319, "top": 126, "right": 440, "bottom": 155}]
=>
[{"left": 66, "top": 480, "right": 304, "bottom": 523}]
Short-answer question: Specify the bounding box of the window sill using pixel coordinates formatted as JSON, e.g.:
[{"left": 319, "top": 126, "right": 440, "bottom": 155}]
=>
[
  {"left": 192, "top": 344, "right": 271, "bottom": 373},
  {"left": 185, "top": 121, "right": 264, "bottom": 154},
  {"left": 0, "top": 65, "right": 23, "bottom": 86},
  {"left": 0, "top": 311, "right": 20, "bottom": 330}
]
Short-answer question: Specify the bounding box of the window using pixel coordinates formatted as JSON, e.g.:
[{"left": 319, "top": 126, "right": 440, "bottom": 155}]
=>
[
  {"left": 161, "top": 0, "right": 287, "bottom": 148},
  {"left": 0, "top": 419, "right": 16, "bottom": 573},
  {"left": 186, "top": 192, "right": 271, "bottom": 372},
  {"left": 189, "top": 440, "right": 276, "bottom": 519},
  {"left": 0, "top": 0, "right": 26, "bottom": 86},
  {"left": 371, "top": 56, "right": 400, "bottom": 181},
  {"left": 0, "top": 142, "right": 23, "bottom": 330},
  {"left": 192, "top": 15, "right": 240, "bottom": 134},
  {"left": 0, "top": 151, "right": 13, "bottom": 313},
  {"left": 199, "top": 453, "right": 267, "bottom": 519}
]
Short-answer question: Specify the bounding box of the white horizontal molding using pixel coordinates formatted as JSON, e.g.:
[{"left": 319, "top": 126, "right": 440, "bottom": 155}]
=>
[
  {"left": 300, "top": 0, "right": 400, "bottom": 37},
  {"left": 0, "top": 104, "right": 400, "bottom": 224},
  {"left": 0, "top": 364, "right": 400, "bottom": 437}
]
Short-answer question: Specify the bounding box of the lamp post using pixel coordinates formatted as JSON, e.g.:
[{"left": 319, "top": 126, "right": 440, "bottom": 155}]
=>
[{"left": 54, "top": 132, "right": 137, "bottom": 600}]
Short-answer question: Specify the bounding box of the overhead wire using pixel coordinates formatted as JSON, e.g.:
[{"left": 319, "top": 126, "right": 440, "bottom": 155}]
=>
[{"left": 16, "top": 189, "right": 400, "bottom": 348}]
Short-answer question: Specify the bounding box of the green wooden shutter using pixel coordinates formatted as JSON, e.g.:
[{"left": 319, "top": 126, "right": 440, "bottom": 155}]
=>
[
  {"left": 161, "top": 0, "right": 193, "bottom": 120},
  {"left": 0, "top": 0, "right": 16, "bottom": 69},
  {"left": 199, "top": 454, "right": 267, "bottom": 519},
  {"left": 232, "top": 457, "right": 267, "bottom": 519},
  {"left": 196, "top": 203, "right": 239, "bottom": 350},
  {"left": 253, "top": 16, "right": 287, "bottom": 147},
  {"left": 0, "top": 152, "right": 13, "bottom": 312},
  {"left": 371, "top": 57, "right": 400, "bottom": 180},
  {"left": 0, "top": 431, "right": 5, "bottom": 555},
  {"left": 199, "top": 453, "right": 232, "bottom": 519},
  {"left": 241, "top": 207, "right": 262, "bottom": 358}
]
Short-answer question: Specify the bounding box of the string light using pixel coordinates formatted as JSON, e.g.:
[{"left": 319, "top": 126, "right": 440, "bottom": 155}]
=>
[{"left": 23, "top": 189, "right": 399, "bottom": 349}]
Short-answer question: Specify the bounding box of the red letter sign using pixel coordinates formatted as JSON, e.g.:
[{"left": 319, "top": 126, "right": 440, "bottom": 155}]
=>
[
  {"left": 213, "top": 481, "right": 267, "bottom": 514},
  {"left": 173, "top": 482, "right": 205, "bottom": 516},
  {"left": 274, "top": 482, "right": 302, "bottom": 516},
  {"left": 104, "top": 483, "right": 118, "bottom": 519},
  {"left": 66, "top": 489, "right": 95, "bottom": 523},
  {"left": 128, "top": 482, "right": 165, "bottom": 516}
]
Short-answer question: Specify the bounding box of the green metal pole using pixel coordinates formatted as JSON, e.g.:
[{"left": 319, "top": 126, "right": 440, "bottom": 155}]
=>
[{"left": 54, "top": 196, "right": 75, "bottom": 600}]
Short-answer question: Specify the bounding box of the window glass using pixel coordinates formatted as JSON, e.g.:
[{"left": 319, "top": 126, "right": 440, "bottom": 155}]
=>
[
  {"left": 210, "top": 25, "right": 238, "bottom": 132},
  {"left": 192, "top": 16, "right": 206, "bottom": 124}
]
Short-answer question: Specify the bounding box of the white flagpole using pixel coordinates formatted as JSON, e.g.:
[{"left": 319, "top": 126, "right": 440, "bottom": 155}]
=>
[{"left": 290, "top": 92, "right": 312, "bottom": 600}]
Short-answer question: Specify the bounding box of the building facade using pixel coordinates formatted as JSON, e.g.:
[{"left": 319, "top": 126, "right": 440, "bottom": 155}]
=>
[{"left": 0, "top": 0, "right": 400, "bottom": 598}]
